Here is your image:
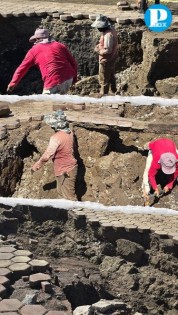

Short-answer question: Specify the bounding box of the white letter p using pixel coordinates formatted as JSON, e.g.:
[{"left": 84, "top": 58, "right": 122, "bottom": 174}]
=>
[{"left": 149, "top": 9, "right": 167, "bottom": 27}]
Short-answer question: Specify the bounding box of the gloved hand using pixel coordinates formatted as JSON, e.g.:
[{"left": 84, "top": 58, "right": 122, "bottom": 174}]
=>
[
  {"left": 154, "top": 187, "right": 160, "bottom": 197},
  {"left": 163, "top": 186, "right": 170, "bottom": 194},
  {"left": 7, "top": 84, "right": 15, "bottom": 93}
]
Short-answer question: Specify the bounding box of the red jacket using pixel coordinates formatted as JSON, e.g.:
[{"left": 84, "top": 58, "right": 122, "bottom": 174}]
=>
[
  {"left": 148, "top": 138, "right": 178, "bottom": 190},
  {"left": 9, "top": 41, "right": 77, "bottom": 89}
]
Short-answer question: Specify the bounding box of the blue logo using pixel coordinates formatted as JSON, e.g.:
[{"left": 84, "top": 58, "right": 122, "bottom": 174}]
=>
[{"left": 144, "top": 4, "right": 172, "bottom": 32}]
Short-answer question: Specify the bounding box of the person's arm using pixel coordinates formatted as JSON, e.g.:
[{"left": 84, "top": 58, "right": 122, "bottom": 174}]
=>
[
  {"left": 7, "top": 50, "right": 35, "bottom": 91},
  {"left": 31, "top": 135, "right": 60, "bottom": 172}
]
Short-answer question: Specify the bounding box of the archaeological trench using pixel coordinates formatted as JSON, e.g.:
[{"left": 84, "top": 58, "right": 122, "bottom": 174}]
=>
[{"left": 0, "top": 9, "right": 178, "bottom": 315}]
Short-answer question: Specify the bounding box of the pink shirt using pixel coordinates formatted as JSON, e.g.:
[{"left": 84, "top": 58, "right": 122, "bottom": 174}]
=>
[
  {"left": 39, "top": 131, "right": 77, "bottom": 176},
  {"left": 97, "top": 27, "right": 118, "bottom": 63},
  {"left": 9, "top": 41, "right": 77, "bottom": 89},
  {"left": 148, "top": 138, "right": 178, "bottom": 190}
]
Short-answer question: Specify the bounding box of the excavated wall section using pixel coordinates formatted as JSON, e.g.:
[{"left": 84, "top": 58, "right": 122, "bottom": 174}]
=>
[
  {"left": 1, "top": 201, "right": 178, "bottom": 314},
  {"left": 1, "top": 99, "right": 178, "bottom": 210},
  {"left": 0, "top": 14, "right": 143, "bottom": 95}
]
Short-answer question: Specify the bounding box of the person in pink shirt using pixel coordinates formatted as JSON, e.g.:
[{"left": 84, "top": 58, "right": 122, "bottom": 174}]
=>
[
  {"left": 142, "top": 138, "right": 178, "bottom": 205},
  {"left": 31, "top": 110, "right": 78, "bottom": 200},
  {"left": 91, "top": 14, "right": 119, "bottom": 96},
  {"left": 7, "top": 28, "right": 77, "bottom": 95}
]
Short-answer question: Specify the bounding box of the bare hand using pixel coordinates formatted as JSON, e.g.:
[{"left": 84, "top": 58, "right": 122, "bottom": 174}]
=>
[
  {"left": 163, "top": 186, "right": 170, "bottom": 194},
  {"left": 7, "top": 85, "right": 15, "bottom": 93},
  {"left": 154, "top": 187, "right": 160, "bottom": 197},
  {"left": 31, "top": 161, "right": 41, "bottom": 172}
]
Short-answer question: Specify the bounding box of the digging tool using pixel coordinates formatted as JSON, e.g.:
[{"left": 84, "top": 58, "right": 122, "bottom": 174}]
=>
[{"left": 143, "top": 187, "right": 165, "bottom": 207}]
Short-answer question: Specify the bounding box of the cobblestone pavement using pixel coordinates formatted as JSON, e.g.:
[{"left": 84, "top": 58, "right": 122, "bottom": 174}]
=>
[{"left": 0, "top": 0, "right": 175, "bottom": 21}]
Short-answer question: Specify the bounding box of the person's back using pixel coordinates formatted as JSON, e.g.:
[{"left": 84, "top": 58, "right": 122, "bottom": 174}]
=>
[
  {"left": 30, "top": 41, "right": 77, "bottom": 89},
  {"left": 149, "top": 138, "right": 178, "bottom": 164},
  {"left": 52, "top": 130, "right": 77, "bottom": 176},
  {"left": 7, "top": 28, "right": 77, "bottom": 94}
]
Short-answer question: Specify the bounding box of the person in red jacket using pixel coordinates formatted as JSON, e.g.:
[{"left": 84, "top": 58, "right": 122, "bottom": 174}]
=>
[
  {"left": 7, "top": 28, "right": 77, "bottom": 94},
  {"left": 91, "top": 14, "right": 119, "bottom": 96},
  {"left": 31, "top": 110, "right": 78, "bottom": 200},
  {"left": 142, "top": 138, "right": 178, "bottom": 205}
]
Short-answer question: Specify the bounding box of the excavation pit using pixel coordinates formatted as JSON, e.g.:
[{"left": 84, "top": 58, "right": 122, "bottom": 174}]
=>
[{"left": 0, "top": 6, "right": 178, "bottom": 315}]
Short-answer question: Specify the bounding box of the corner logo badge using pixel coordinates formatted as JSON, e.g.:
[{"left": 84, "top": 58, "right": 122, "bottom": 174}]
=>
[{"left": 144, "top": 4, "right": 172, "bottom": 32}]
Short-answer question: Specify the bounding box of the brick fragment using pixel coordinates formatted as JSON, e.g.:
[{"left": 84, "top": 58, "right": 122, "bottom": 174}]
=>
[
  {"left": 71, "top": 13, "right": 83, "bottom": 19},
  {"left": 60, "top": 14, "right": 73, "bottom": 21},
  {"left": 41, "top": 281, "right": 52, "bottom": 293},
  {"left": 29, "top": 273, "right": 51, "bottom": 289}
]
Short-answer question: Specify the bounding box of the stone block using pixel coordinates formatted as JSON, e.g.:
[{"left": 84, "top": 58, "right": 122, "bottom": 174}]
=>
[
  {"left": 60, "top": 14, "right": 73, "bottom": 21},
  {"left": 117, "top": 0, "right": 128, "bottom": 6},
  {"left": 29, "top": 259, "right": 49, "bottom": 272},
  {"left": 52, "top": 13, "right": 60, "bottom": 18},
  {"left": 9, "top": 263, "right": 31, "bottom": 279},
  {"left": 23, "top": 12, "right": 36, "bottom": 17},
  {"left": 0, "top": 130, "right": 8, "bottom": 140},
  {"left": 0, "top": 103, "right": 11, "bottom": 117},
  {"left": 0, "top": 268, "right": 11, "bottom": 278},
  {"left": 118, "top": 5, "right": 132, "bottom": 10},
  {"left": 37, "top": 11, "right": 47, "bottom": 17},
  {"left": 173, "top": 236, "right": 178, "bottom": 244},
  {"left": 0, "top": 299, "right": 22, "bottom": 312},
  {"left": 71, "top": 13, "right": 83, "bottom": 19},
  {"left": 0, "top": 253, "right": 14, "bottom": 260},
  {"left": 0, "top": 246, "right": 16, "bottom": 253},
  {"left": 6, "top": 121, "right": 20, "bottom": 130},
  {"left": 92, "top": 300, "right": 113, "bottom": 313},
  {"left": 29, "top": 273, "right": 51, "bottom": 289},
  {"left": 0, "top": 276, "right": 10, "bottom": 287},
  {"left": 0, "top": 260, "right": 11, "bottom": 268},
  {"left": 89, "top": 14, "right": 97, "bottom": 20},
  {"left": 1, "top": 13, "right": 13, "bottom": 18},
  {"left": 13, "top": 12, "right": 25, "bottom": 17},
  {"left": 73, "top": 305, "right": 93, "bottom": 315},
  {"left": 41, "top": 281, "right": 52, "bottom": 293},
  {"left": 14, "top": 250, "right": 33, "bottom": 257},
  {"left": 19, "top": 305, "right": 47, "bottom": 315},
  {"left": 82, "top": 13, "right": 89, "bottom": 19},
  {"left": 31, "top": 115, "right": 44, "bottom": 121},
  {"left": 0, "top": 284, "right": 6, "bottom": 298},
  {"left": 12, "top": 256, "right": 31, "bottom": 263}
]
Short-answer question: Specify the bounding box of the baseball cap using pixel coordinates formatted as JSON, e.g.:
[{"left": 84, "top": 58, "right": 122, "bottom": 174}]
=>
[{"left": 159, "top": 152, "right": 177, "bottom": 174}]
